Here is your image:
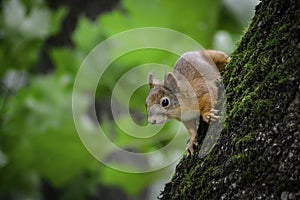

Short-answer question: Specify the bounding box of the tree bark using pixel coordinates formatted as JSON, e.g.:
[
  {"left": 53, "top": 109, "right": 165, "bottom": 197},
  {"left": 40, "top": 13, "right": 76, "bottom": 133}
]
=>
[{"left": 159, "top": 0, "right": 300, "bottom": 199}]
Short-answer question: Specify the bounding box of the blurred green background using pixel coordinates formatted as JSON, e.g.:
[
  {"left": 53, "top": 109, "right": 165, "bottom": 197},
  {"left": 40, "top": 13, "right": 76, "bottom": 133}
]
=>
[{"left": 0, "top": 0, "right": 258, "bottom": 199}]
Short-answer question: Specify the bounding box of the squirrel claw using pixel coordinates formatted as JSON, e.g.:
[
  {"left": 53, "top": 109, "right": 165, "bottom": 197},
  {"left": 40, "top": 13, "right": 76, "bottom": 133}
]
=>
[
  {"left": 210, "top": 108, "right": 219, "bottom": 114},
  {"left": 204, "top": 109, "right": 220, "bottom": 122},
  {"left": 186, "top": 140, "right": 198, "bottom": 156},
  {"left": 209, "top": 113, "right": 220, "bottom": 121},
  {"left": 186, "top": 146, "right": 194, "bottom": 156}
]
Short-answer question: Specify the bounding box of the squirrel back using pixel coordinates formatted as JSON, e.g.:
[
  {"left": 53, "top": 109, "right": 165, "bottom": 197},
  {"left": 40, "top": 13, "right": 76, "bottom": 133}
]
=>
[{"left": 174, "top": 50, "right": 228, "bottom": 80}]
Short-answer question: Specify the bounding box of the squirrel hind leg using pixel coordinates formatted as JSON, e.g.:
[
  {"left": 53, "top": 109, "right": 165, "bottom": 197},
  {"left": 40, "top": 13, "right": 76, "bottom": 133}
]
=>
[
  {"left": 183, "top": 120, "right": 199, "bottom": 156},
  {"left": 186, "top": 139, "right": 198, "bottom": 156}
]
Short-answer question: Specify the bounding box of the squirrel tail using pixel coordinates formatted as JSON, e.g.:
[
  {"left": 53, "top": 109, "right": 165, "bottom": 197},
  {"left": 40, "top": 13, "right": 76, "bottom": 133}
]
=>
[{"left": 203, "top": 50, "right": 231, "bottom": 72}]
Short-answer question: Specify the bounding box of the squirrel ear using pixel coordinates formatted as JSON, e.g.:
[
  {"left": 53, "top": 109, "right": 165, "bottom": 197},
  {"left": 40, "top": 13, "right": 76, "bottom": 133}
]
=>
[
  {"left": 164, "top": 72, "right": 179, "bottom": 93},
  {"left": 148, "top": 73, "right": 154, "bottom": 88}
]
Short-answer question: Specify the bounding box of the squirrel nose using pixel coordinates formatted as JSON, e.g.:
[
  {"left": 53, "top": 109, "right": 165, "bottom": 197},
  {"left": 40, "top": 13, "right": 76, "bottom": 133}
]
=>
[{"left": 148, "top": 118, "right": 156, "bottom": 124}]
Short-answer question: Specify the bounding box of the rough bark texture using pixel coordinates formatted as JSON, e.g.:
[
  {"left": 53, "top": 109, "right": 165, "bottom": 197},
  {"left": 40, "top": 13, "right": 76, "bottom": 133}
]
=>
[{"left": 159, "top": 0, "right": 300, "bottom": 199}]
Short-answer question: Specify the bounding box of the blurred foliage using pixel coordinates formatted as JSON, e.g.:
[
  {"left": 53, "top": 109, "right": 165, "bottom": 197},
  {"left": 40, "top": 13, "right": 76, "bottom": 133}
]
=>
[
  {"left": 0, "top": 0, "right": 257, "bottom": 199},
  {"left": 0, "top": 0, "right": 67, "bottom": 75}
]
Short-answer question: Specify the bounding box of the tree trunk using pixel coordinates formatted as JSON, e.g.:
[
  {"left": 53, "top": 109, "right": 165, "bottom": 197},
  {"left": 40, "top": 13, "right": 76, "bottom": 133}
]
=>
[{"left": 159, "top": 0, "right": 300, "bottom": 199}]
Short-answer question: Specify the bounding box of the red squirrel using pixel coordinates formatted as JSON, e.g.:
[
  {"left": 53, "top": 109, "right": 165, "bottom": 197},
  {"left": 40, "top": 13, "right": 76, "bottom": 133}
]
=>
[{"left": 146, "top": 50, "right": 230, "bottom": 155}]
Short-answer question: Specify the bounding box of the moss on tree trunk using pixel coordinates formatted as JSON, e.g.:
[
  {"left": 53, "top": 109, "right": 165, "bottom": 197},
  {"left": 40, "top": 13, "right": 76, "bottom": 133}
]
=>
[{"left": 159, "top": 0, "right": 300, "bottom": 199}]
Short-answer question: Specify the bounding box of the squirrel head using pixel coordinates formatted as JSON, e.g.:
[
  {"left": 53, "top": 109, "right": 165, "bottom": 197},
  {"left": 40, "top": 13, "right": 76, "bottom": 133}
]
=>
[{"left": 146, "top": 72, "right": 181, "bottom": 124}]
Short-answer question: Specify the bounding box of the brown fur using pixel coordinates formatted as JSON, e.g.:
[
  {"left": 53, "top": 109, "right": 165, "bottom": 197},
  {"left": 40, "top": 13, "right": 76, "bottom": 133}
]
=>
[{"left": 146, "top": 50, "right": 230, "bottom": 155}]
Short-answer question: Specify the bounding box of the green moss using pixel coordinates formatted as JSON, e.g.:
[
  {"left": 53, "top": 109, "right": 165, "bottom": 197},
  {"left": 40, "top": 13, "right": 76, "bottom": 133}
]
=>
[
  {"left": 231, "top": 153, "right": 247, "bottom": 165},
  {"left": 234, "top": 133, "right": 254, "bottom": 147},
  {"left": 238, "top": 170, "right": 254, "bottom": 183}
]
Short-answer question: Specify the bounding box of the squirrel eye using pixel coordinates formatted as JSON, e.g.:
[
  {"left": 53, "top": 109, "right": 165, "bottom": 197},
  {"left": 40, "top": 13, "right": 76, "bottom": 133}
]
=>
[{"left": 161, "top": 97, "right": 169, "bottom": 107}]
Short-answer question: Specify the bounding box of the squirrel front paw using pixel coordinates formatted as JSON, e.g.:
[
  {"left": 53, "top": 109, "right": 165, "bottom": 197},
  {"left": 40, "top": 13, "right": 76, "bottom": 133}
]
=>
[{"left": 203, "top": 109, "right": 220, "bottom": 123}]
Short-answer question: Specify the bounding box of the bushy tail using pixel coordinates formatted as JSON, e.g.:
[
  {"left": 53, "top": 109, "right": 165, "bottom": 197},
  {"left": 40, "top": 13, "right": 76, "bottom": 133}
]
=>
[{"left": 203, "top": 50, "right": 231, "bottom": 72}]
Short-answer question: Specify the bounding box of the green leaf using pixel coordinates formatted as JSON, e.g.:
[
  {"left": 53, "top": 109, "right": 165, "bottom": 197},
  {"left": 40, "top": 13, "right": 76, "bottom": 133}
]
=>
[
  {"left": 49, "top": 6, "right": 68, "bottom": 35},
  {"left": 72, "top": 17, "right": 103, "bottom": 52},
  {"left": 50, "top": 48, "right": 84, "bottom": 74}
]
